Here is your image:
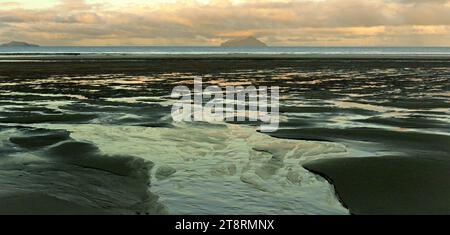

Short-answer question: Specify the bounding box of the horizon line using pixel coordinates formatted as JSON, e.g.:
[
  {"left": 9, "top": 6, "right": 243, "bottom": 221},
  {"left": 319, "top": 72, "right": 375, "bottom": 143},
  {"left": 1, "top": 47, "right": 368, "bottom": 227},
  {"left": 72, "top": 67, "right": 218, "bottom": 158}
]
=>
[{"left": 2, "top": 44, "right": 450, "bottom": 48}]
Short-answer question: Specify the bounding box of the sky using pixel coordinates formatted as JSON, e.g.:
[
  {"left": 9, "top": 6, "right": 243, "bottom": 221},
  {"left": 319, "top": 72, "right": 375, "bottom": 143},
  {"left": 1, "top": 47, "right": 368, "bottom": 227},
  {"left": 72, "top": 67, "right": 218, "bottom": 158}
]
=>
[{"left": 1, "top": 0, "right": 450, "bottom": 46}]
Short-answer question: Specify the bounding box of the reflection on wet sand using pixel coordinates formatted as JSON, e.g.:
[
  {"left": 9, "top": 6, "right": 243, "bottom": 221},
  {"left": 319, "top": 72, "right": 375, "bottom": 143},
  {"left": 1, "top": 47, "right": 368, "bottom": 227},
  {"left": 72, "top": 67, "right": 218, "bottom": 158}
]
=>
[{"left": 0, "top": 58, "right": 449, "bottom": 214}]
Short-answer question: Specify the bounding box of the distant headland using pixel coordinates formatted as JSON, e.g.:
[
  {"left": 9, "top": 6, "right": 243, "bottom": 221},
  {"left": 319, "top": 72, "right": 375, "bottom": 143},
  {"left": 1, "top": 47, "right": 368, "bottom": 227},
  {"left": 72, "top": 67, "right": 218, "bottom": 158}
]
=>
[
  {"left": 0, "top": 41, "right": 40, "bottom": 47},
  {"left": 220, "top": 36, "right": 267, "bottom": 47}
]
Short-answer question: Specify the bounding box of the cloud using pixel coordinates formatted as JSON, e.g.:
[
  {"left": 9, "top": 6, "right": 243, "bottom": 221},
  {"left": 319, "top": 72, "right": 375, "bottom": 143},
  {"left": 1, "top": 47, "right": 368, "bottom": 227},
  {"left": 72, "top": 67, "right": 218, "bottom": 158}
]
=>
[{"left": 0, "top": 0, "right": 449, "bottom": 46}]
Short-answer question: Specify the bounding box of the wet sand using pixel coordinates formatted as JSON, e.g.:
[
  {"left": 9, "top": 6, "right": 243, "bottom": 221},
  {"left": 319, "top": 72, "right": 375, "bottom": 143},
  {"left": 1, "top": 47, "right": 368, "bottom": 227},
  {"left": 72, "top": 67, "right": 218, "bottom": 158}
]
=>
[
  {"left": 2, "top": 56, "right": 450, "bottom": 77},
  {"left": 0, "top": 193, "right": 110, "bottom": 215},
  {"left": 304, "top": 156, "right": 450, "bottom": 215},
  {"left": 267, "top": 128, "right": 450, "bottom": 156},
  {"left": 0, "top": 56, "right": 449, "bottom": 214}
]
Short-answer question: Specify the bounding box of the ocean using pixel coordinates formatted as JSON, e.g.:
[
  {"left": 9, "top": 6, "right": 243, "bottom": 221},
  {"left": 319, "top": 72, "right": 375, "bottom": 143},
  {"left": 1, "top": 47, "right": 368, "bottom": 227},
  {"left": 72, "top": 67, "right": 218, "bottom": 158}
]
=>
[{"left": 1, "top": 46, "right": 450, "bottom": 56}]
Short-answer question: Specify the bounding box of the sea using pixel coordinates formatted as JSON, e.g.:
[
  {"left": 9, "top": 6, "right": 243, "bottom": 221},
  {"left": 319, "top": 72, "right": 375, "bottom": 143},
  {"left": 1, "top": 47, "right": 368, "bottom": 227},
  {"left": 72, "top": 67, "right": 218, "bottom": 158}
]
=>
[{"left": 1, "top": 46, "right": 450, "bottom": 56}]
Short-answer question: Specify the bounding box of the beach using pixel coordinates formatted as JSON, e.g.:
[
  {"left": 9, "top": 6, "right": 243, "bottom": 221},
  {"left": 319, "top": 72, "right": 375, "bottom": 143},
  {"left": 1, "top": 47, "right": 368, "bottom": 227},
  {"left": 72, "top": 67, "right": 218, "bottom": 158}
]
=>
[{"left": 0, "top": 55, "right": 449, "bottom": 214}]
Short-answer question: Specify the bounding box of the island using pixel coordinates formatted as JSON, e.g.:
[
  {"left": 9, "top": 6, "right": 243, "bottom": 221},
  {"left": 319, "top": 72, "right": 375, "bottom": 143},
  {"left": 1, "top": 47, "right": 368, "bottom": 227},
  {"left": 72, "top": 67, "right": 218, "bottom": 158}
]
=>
[
  {"left": 220, "top": 36, "right": 267, "bottom": 47},
  {"left": 0, "top": 41, "right": 39, "bottom": 47}
]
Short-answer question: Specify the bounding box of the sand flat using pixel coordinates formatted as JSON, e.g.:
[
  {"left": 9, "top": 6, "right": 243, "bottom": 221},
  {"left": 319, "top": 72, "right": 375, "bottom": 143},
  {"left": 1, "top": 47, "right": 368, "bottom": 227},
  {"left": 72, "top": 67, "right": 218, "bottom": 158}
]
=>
[
  {"left": 304, "top": 156, "right": 450, "bottom": 215},
  {"left": 0, "top": 57, "right": 449, "bottom": 214},
  {"left": 0, "top": 193, "right": 110, "bottom": 215}
]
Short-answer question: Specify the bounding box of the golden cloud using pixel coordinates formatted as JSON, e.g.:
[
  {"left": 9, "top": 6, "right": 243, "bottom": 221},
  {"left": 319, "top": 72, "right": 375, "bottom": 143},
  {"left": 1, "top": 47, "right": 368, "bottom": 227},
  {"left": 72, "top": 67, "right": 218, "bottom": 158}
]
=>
[{"left": 0, "top": 0, "right": 449, "bottom": 46}]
